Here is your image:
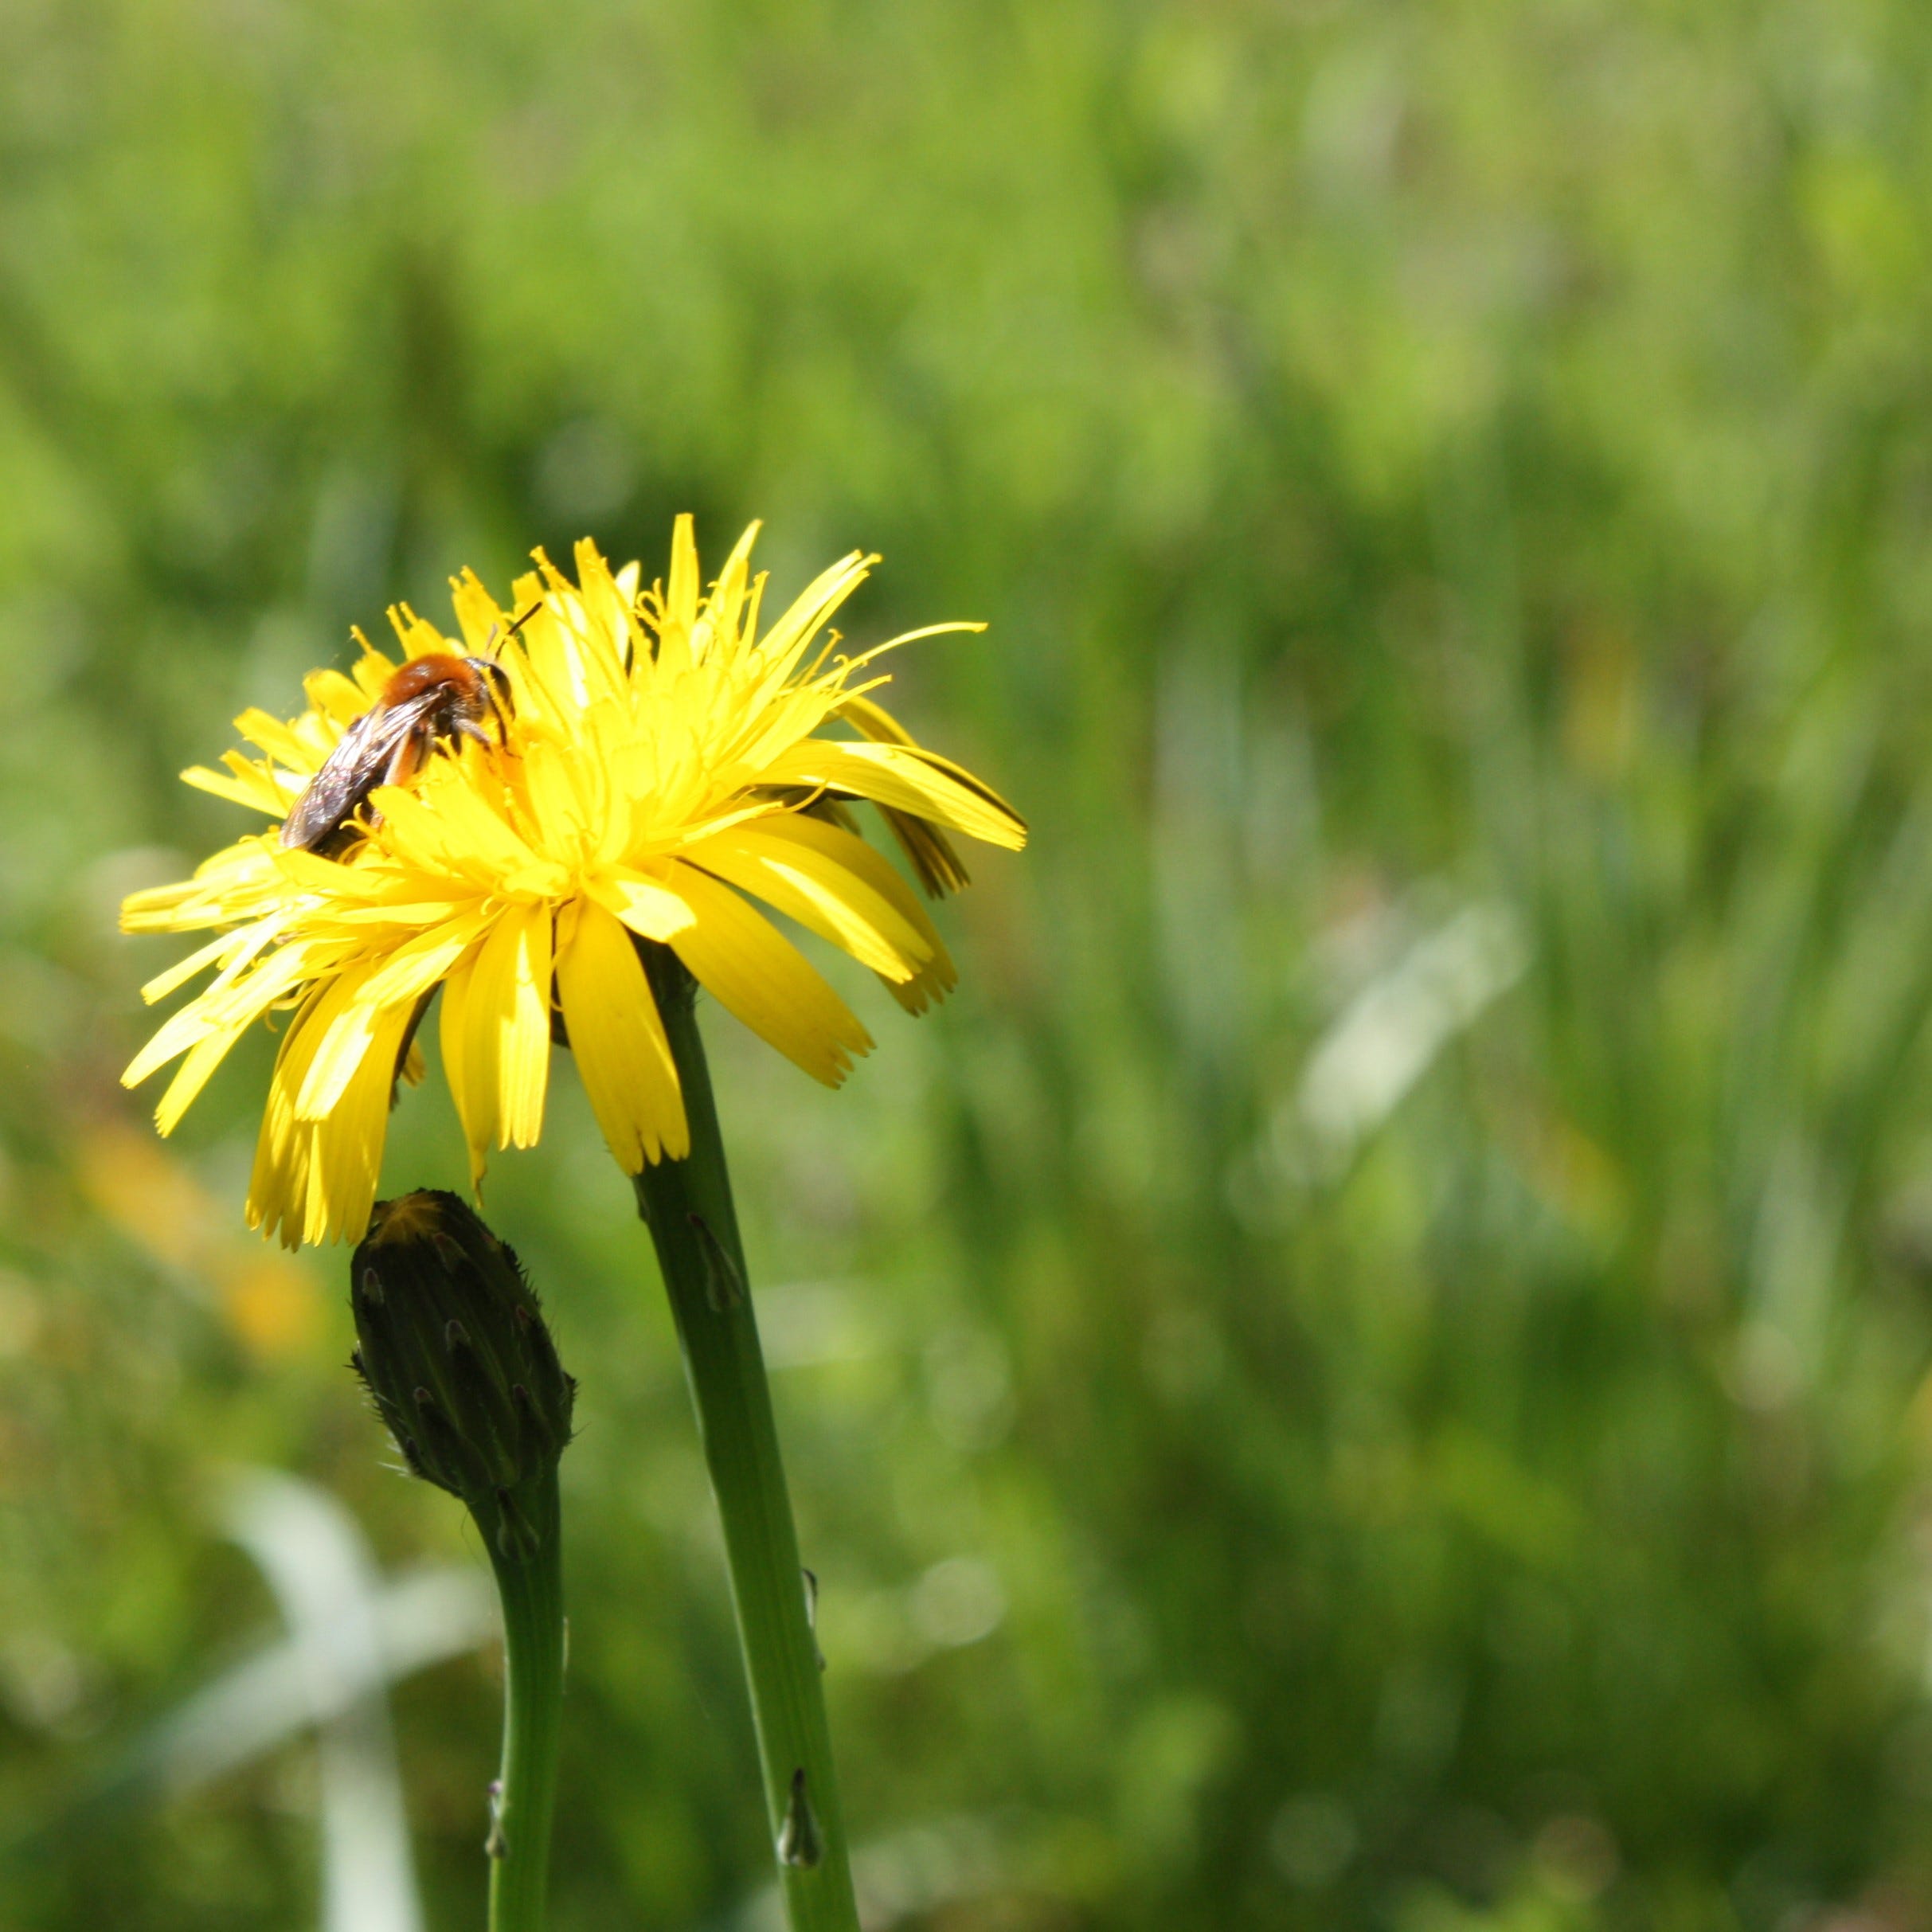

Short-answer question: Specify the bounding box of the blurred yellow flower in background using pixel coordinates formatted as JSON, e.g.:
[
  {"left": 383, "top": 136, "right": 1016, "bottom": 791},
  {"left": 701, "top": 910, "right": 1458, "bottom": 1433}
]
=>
[{"left": 121, "top": 518, "right": 1026, "bottom": 1246}]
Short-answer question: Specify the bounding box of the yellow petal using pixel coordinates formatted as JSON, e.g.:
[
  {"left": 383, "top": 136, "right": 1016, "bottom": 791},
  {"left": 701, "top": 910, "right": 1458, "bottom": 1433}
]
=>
[
  {"left": 276, "top": 956, "right": 381, "bottom": 1123},
  {"left": 296, "top": 911, "right": 490, "bottom": 1120},
  {"left": 119, "top": 839, "right": 284, "bottom": 933},
  {"left": 350, "top": 643, "right": 397, "bottom": 699},
  {"left": 358, "top": 907, "right": 493, "bottom": 1008},
  {"left": 123, "top": 933, "right": 315, "bottom": 1089},
  {"left": 834, "top": 698, "right": 992, "bottom": 887},
  {"left": 302, "top": 667, "right": 373, "bottom": 725},
  {"left": 245, "top": 981, "right": 336, "bottom": 1246},
  {"left": 585, "top": 869, "right": 698, "bottom": 943},
  {"left": 182, "top": 756, "right": 293, "bottom": 816},
  {"left": 439, "top": 941, "right": 490, "bottom": 1189},
  {"left": 376, "top": 770, "right": 546, "bottom": 886},
  {"left": 456, "top": 902, "right": 553, "bottom": 1152},
  {"left": 232, "top": 707, "right": 327, "bottom": 772},
  {"left": 751, "top": 552, "right": 872, "bottom": 688},
  {"left": 773, "top": 812, "right": 959, "bottom": 1011},
  {"left": 709, "top": 522, "right": 762, "bottom": 647},
  {"left": 449, "top": 566, "right": 510, "bottom": 655},
  {"left": 570, "top": 539, "right": 637, "bottom": 695},
  {"left": 836, "top": 620, "right": 988, "bottom": 677},
  {"left": 881, "top": 808, "right": 971, "bottom": 898},
  {"left": 757, "top": 740, "right": 1026, "bottom": 851},
  {"left": 247, "top": 1027, "right": 315, "bottom": 1248},
  {"left": 686, "top": 815, "right": 934, "bottom": 984},
  {"left": 244, "top": 963, "right": 420, "bottom": 1249},
  {"left": 667, "top": 514, "right": 700, "bottom": 641},
  {"left": 555, "top": 896, "right": 688, "bottom": 1171},
  {"left": 139, "top": 922, "right": 268, "bottom": 1007},
  {"left": 508, "top": 593, "right": 578, "bottom": 723},
  {"left": 521, "top": 737, "right": 591, "bottom": 860},
  {"left": 303, "top": 997, "right": 415, "bottom": 1246},
  {"left": 154, "top": 1019, "right": 253, "bottom": 1135},
  {"left": 659, "top": 862, "right": 871, "bottom": 1085},
  {"left": 385, "top": 602, "right": 452, "bottom": 660}
]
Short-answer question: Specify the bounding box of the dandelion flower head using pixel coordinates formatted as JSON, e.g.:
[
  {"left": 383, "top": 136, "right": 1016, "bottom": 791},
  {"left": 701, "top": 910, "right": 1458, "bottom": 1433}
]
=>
[{"left": 123, "top": 518, "right": 1025, "bottom": 1246}]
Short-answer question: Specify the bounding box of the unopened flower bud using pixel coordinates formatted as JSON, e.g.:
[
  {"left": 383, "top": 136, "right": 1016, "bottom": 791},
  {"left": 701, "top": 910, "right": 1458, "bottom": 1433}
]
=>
[{"left": 350, "top": 1191, "right": 575, "bottom": 1559}]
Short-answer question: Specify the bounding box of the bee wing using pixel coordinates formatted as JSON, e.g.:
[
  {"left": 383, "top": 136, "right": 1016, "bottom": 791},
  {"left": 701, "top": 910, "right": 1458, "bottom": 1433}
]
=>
[{"left": 280, "top": 696, "right": 440, "bottom": 852}]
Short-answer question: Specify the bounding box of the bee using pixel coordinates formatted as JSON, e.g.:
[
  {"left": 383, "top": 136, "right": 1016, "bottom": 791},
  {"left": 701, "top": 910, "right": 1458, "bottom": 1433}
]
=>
[{"left": 280, "top": 649, "right": 516, "bottom": 857}]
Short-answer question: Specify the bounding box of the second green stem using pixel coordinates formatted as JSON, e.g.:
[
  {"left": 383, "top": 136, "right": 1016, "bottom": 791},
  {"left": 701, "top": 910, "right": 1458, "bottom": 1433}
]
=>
[{"left": 485, "top": 1473, "right": 565, "bottom": 1932}]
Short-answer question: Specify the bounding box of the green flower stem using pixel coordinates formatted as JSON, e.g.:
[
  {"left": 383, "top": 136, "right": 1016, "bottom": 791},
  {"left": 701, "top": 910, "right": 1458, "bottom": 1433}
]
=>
[
  {"left": 634, "top": 959, "right": 860, "bottom": 1932},
  {"left": 484, "top": 1472, "right": 565, "bottom": 1932}
]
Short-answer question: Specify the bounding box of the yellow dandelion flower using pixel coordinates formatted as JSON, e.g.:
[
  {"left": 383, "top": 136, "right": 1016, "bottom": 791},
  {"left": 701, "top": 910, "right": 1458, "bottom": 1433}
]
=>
[{"left": 122, "top": 518, "right": 1026, "bottom": 1247}]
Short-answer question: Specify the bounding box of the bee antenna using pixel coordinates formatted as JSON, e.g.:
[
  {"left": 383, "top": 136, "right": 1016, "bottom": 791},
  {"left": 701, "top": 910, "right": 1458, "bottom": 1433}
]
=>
[
  {"left": 471, "top": 600, "right": 543, "bottom": 670},
  {"left": 502, "top": 600, "right": 543, "bottom": 644}
]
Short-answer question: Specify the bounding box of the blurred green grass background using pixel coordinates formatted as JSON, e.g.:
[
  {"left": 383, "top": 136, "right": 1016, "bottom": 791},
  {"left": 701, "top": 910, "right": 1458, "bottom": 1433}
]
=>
[{"left": 6, "top": 0, "right": 1932, "bottom": 1926}]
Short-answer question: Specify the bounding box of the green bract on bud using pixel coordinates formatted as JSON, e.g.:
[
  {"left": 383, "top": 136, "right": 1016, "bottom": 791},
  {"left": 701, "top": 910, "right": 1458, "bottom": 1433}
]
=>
[{"left": 350, "top": 1191, "right": 575, "bottom": 1559}]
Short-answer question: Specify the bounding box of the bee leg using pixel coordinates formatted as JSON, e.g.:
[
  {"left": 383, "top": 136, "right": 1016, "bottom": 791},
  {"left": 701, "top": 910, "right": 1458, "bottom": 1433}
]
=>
[
  {"left": 359, "top": 732, "right": 425, "bottom": 836},
  {"left": 383, "top": 733, "right": 425, "bottom": 788}
]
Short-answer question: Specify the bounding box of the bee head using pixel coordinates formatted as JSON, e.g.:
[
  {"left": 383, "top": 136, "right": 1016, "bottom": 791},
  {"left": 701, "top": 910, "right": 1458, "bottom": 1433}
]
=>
[
  {"left": 469, "top": 657, "right": 514, "bottom": 709},
  {"left": 463, "top": 655, "right": 515, "bottom": 742}
]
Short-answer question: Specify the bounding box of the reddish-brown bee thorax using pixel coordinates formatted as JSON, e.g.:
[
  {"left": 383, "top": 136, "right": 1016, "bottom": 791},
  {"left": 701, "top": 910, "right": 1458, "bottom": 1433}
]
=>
[{"left": 382, "top": 653, "right": 479, "bottom": 706}]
